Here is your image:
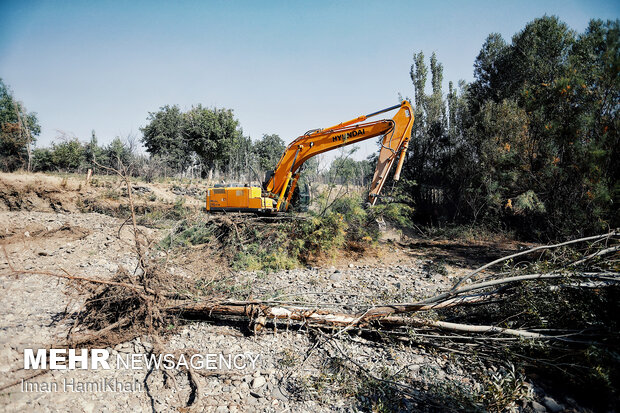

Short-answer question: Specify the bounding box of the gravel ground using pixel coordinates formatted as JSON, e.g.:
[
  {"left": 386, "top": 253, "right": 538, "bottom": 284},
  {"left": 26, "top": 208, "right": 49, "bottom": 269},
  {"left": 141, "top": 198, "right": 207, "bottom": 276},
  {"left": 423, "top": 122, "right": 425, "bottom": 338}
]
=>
[{"left": 0, "top": 211, "right": 568, "bottom": 412}]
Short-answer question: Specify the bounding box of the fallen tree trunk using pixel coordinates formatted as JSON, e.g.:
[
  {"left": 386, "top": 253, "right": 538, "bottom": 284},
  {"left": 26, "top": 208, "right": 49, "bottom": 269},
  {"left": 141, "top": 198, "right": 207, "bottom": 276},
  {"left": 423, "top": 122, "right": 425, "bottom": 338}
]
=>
[
  {"left": 168, "top": 301, "right": 361, "bottom": 326},
  {"left": 3, "top": 218, "right": 617, "bottom": 345},
  {"left": 168, "top": 268, "right": 619, "bottom": 328},
  {"left": 168, "top": 300, "right": 556, "bottom": 338}
]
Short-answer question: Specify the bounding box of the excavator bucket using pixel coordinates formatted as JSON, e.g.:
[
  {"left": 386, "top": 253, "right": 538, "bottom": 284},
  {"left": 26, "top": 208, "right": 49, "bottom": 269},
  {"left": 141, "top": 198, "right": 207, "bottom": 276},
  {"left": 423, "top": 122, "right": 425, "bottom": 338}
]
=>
[{"left": 368, "top": 102, "right": 414, "bottom": 205}]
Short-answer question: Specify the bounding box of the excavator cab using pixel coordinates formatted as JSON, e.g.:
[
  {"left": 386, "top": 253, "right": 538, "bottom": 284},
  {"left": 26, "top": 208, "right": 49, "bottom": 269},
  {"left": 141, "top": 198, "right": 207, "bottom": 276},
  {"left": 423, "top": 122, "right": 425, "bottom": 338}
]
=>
[
  {"left": 263, "top": 169, "right": 310, "bottom": 212},
  {"left": 289, "top": 181, "right": 310, "bottom": 212}
]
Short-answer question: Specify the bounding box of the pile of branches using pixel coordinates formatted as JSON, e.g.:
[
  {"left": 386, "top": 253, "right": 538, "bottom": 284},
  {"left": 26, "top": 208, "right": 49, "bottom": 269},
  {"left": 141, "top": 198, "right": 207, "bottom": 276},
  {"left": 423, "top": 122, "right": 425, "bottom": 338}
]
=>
[
  {"left": 67, "top": 265, "right": 174, "bottom": 347},
  {"left": 61, "top": 161, "right": 190, "bottom": 347},
  {"left": 167, "top": 231, "right": 619, "bottom": 406},
  {"left": 171, "top": 232, "right": 618, "bottom": 331}
]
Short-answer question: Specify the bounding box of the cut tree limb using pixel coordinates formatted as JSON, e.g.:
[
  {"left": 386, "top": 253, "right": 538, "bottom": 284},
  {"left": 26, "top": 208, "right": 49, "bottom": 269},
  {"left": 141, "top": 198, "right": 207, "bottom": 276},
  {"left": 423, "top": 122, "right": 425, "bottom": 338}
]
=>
[
  {"left": 451, "top": 232, "right": 618, "bottom": 290},
  {"left": 414, "top": 320, "right": 546, "bottom": 338}
]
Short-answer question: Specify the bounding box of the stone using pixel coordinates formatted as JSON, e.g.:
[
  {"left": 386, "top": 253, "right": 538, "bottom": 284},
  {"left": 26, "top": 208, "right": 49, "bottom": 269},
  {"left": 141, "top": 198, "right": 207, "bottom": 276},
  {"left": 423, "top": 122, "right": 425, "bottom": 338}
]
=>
[
  {"left": 330, "top": 272, "right": 342, "bottom": 282},
  {"left": 531, "top": 400, "right": 547, "bottom": 412},
  {"left": 81, "top": 401, "right": 96, "bottom": 413},
  {"left": 542, "top": 396, "right": 563, "bottom": 413},
  {"left": 271, "top": 386, "right": 289, "bottom": 402},
  {"left": 251, "top": 376, "right": 266, "bottom": 389}
]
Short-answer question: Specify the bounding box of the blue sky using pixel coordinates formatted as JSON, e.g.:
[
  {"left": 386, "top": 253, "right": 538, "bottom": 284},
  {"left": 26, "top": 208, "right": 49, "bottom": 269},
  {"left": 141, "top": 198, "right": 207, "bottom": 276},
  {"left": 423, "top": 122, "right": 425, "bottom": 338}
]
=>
[{"left": 1, "top": 0, "right": 618, "bottom": 160}]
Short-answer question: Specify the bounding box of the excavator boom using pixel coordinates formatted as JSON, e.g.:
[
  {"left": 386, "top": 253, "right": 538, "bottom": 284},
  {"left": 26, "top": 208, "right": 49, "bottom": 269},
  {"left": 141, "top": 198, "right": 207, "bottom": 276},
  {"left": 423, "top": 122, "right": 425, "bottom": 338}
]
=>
[{"left": 206, "top": 101, "right": 414, "bottom": 213}]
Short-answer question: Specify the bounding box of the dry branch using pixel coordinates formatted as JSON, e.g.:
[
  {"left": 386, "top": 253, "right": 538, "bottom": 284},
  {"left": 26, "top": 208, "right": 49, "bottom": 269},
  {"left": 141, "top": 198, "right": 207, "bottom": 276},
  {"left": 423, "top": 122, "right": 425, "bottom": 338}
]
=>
[
  {"left": 451, "top": 232, "right": 618, "bottom": 290},
  {"left": 415, "top": 320, "right": 546, "bottom": 338}
]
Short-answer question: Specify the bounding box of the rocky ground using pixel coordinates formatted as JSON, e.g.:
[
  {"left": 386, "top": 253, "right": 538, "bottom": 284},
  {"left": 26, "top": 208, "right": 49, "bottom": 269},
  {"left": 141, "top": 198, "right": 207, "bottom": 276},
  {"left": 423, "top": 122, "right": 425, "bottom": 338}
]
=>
[{"left": 0, "top": 174, "right": 582, "bottom": 412}]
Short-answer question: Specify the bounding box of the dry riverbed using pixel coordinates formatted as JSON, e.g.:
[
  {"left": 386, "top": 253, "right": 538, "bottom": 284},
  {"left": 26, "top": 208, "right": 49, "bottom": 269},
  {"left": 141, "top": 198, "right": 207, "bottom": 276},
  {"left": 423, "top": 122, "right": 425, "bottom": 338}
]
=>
[{"left": 0, "top": 173, "right": 580, "bottom": 412}]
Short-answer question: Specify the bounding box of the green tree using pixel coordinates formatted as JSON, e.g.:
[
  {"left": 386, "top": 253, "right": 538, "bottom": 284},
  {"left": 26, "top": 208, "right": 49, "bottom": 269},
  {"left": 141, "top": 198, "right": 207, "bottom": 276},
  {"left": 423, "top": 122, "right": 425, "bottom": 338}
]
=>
[
  {"left": 32, "top": 147, "right": 54, "bottom": 171},
  {"left": 0, "top": 79, "right": 40, "bottom": 171},
  {"left": 461, "top": 16, "right": 619, "bottom": 237},
  {"left": 50, "top": 138, "right": 86, "bottom": 171},
  {"left": 103, "top": 137, "right": 133, "bottom": 170},
  {"left": 84, "top": 130, "right": 104, "bottom": 169},
  {"left": 469, "top": 33, "right": 510, "bottom": 111},
  {"left": 406, "top": 52, "right": 453, "bottom": 184},
  {"left": 225, "top": 133, "right": 253, "bottom": 180},
  {"left": 141, "top": 105, "right": 189, "bottom": 171},
  {"left": 141, "top": 104, "right": 247, "bottom": 177},
  {"left": 328, "top": 157, "right": 373, "bottom": 186},
  {"left": 184, "top": 105, "right": 243, "bottom": 173},
  {"left": 400, "top": 52, "right": 464, "bottom": 221},
  {"left": 465, "top": 99, "right": 536, "bottom": 223},
  {"left": 253, "top": 134, "right": 286, "bottom": 171},
  {"left": 398, "top": 16, "right": 618, "bottom": 238}
]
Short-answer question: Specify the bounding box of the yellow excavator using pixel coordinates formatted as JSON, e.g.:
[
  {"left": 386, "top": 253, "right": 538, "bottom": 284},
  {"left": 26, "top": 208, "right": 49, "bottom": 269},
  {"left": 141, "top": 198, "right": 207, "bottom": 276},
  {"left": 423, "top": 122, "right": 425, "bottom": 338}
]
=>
[{"left": 205, "top": 100, "right": 414, "bottom": 213}]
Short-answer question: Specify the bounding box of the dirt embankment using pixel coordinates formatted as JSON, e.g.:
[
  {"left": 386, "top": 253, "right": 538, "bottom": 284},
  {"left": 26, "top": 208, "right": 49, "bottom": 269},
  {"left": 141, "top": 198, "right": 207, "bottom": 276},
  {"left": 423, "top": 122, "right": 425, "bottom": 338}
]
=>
[
  {"left": 0, "top": 173, "right": 84, "bottom": 213},
  {"left": 0, "top": 172, "right": 205, "bottom": 216}
]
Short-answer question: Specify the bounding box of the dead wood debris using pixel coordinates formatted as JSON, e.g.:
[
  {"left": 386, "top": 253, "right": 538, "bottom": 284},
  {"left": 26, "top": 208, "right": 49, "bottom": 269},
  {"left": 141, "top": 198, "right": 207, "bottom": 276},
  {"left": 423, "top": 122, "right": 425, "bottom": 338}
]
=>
[{"left": 4, "top": 226, "right": 617, "bottom": 345}]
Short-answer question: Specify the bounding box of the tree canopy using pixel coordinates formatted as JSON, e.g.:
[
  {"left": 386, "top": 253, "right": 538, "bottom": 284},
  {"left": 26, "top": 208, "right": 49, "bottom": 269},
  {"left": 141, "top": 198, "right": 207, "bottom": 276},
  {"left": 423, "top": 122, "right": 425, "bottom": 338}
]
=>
[
  {"left": 140, "top": 105, "right": 189, "bottom": 170},
  {"left": 252, "top": 134, "right": 286, "bottom": 171},
  {"left": 399, "top": 16, "right": 619, "bottom": 238},
  {"left": 0, "top": 79, "right": 40, "bottom": 171},
  {"left": 141, "top": 104, "right": 250, "bottom": 178}
]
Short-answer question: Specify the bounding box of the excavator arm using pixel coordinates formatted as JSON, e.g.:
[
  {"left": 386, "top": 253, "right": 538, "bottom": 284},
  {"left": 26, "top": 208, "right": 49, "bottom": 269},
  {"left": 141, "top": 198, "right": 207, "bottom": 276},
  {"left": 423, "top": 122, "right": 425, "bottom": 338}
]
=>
[{"left": 264, "top": 100, "right": 414, "bottom": 209}]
